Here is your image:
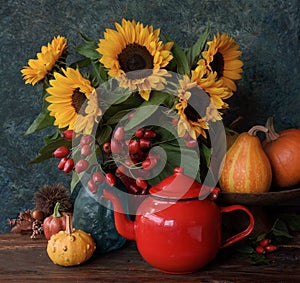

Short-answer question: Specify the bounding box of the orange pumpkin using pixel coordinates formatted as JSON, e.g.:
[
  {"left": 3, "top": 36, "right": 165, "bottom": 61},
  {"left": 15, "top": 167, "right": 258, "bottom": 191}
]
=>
[
  {"left": 263, "top": 117, "right": 300, "bottom": 188},
  {"left": 219, "top": 125, "right": 272, "bottom": 193}
]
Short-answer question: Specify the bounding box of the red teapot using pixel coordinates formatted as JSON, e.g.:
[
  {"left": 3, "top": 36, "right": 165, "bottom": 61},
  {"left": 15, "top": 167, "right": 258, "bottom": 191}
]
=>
[{"left": 103, "top": 167, "right": 254, "bottom": 274}]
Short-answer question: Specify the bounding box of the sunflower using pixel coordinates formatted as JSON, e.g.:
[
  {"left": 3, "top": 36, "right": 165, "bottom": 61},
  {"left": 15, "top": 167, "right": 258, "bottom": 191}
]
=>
[
  {"left": 175, "top": 75, "right": 209, "bottom": 139},
  {"left": 46, "top": 67, "right": 95, "bottom": 130},
  {"left": 191, "top": 59, "right": 232, "bottom": 109},
  {"left": 203, "top": 102, "right": 222, "bottom": 123},
  {"left": 201, "top": 33, "right": 243, "bottom": 91},
  {"left": 21, "top": 36, "right": 67, "bottom": 86},
  {"left": 75, "top": 90, "right": 102, "bottom": 135},
  {"left": 97, "top": 19, "right": 173, "bottom": 101}
]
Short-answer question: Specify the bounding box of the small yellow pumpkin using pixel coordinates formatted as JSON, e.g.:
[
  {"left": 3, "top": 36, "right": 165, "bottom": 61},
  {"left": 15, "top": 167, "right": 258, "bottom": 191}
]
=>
[
  {"left": 47, "top": 214, "right": 96, "bottom": 266},
  {"left": 219, "top": 125, "right": 272, "bottom": 193}
]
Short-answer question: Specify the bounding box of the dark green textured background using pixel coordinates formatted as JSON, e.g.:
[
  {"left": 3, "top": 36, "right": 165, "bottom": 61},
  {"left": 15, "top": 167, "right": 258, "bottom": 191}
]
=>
[{"left": 0, "top": 0, "right": 299, "bottom": 232}]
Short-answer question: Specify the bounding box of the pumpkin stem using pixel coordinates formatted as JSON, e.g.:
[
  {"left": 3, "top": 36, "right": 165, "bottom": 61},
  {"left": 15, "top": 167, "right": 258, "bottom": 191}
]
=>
[
  {"left": 247, "top": 125, "right": 269, "bottom": 136},
  {"left": 265, "top": 117, "right": 280, "bottom": 142},
  {"left": 65, "top": 214, "right": 72, "bottom": 235},
  {"left": 52, "top": 202, "right": 62, "bottom": 218}
]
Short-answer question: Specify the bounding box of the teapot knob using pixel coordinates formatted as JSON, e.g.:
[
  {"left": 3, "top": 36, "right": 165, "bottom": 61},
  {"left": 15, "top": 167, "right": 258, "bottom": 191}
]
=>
[{"left": 174, "top": 167, "right": 184, "bottom": 174}]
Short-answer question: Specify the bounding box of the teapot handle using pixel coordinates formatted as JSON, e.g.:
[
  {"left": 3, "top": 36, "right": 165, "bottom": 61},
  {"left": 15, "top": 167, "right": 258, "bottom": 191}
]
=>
[{"left": 220, "top": 205, "right": 255, "bottom": 249}]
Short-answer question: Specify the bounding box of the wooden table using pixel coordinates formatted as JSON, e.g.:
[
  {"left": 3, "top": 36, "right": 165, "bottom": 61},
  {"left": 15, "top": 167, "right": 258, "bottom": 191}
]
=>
[{"left": 0, "top": 233, "right": 299, "bottom": 282}]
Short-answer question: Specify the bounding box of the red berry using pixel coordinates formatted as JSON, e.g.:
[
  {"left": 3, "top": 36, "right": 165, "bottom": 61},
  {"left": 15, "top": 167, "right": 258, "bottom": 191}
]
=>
[
  {"left": 128, "top": 183, "right": 142, "bottom": 194},
  {"left": 105, "top": 173, "right": 117, "bottom": 187},
  {"left": 116, "top": 165, "right": 128, "bottom": 176},
  {"left": 63, "top": 158, "right": 74, "bottom": 173},
  {"left": 111, "top": 139, "right": 123, "bottom": 154},
  {"left": 62, "top": 129, "right": 75, "bottom": 140},
  {"left": 57, "top": 157, "right": 68, "bottom": 170},
  {"left": 81, "top": 144, "right": 91, "bottom": 156},
  {"left": 265, "top": 245, "right": 277, "bottom": 253},
  {"left": 103, "top": 142, "right": 111, "bottom": 153},
  {"left": 114, "top": 127, "right": 125, "bottom": 141},
  {"left": 255, "top": 246, "right": 265, "bottom": 254},
  {"left": 259, "top": 238, "right": 271, "bottom": 248},
  {"left": 186, "top": 140, "right": 198, "bottom": 148},
  {"left": 92, "top": 171, "right": 105, "bottom": 184},
  {"left": 136, "top": 177, "right": 148, "bottom": 190},
  {"left": 143, "top": 129, "right": 156, "bottom": 139},
  {"left": 139, "top": 138, "right": 151, "bottom": 149},
  {"left": 80, "top": 135, "right": 93, "bottom": 146},
  {"left": 128, "top": 140, "right": 140, "bottom": 154},
  {"left": 75, "top": 159, "right": 89, "bottom": 173},
  {"left": 130, "top": 149, "right": 144, "bottom": 162},
  {"left": 53, "top": 146, "right": 70, "bottom": 158},
  {"left": 88, "top": 179, "right": 97, "bottom": 194},
  {"left": 142, "top": 158, "right": 157, "bottom": 170},
  {"left": 134, "top": 128, "right": 144, "bottom": 139}
]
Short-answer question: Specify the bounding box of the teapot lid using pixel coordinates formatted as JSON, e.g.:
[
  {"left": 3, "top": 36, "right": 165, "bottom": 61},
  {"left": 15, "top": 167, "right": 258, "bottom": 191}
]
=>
[{"left": 150, "top": 167, "right": 210, "bottom": 200}]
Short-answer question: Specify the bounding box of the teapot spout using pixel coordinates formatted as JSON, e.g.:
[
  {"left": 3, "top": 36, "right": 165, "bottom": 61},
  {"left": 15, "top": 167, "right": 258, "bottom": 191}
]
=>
[{"left": 102, "top": 189, "right": 135, "bottom": 241}]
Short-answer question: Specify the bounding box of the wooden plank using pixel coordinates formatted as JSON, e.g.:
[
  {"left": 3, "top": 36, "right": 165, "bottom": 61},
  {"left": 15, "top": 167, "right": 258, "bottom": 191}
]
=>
[{"left": 0, "top": 233, "right": 299, "bottom": 282}]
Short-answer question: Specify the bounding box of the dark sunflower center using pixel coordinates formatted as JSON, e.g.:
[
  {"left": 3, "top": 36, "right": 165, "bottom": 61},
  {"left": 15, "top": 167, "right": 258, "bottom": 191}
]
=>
[
  {"left": 118, "top": 44, "right": 154, "bottom": 79},
  {"left": 209, "top": 51, "right": 224, "bottom": 78},
  {"left": 72, "top": 88, "right": 87, "bottom": 114},
  {"left": 183, "top": 88, "right": 210, "bottom": 122}
]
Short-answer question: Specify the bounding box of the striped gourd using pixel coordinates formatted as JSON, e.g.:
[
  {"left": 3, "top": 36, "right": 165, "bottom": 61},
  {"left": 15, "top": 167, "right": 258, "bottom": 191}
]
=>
[{"left": 219, "top": 126, "right": 272, "bottom": 193}]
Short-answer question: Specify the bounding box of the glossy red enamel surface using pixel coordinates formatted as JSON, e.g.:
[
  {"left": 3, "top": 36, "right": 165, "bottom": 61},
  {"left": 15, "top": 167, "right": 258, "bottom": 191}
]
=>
[
  {"left": 149, "top": 167, "right": 204, "bottom": 200},
  {"left": 103, "top": 167, "right": 255, "bottom": 274},
  {"left": 135, "top": 197, "right": 221, "bottom": 273}
]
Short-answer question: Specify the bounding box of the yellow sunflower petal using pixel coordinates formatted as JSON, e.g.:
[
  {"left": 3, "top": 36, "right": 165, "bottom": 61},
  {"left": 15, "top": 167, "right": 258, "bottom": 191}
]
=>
[
  {"left": 97, "top": 19, "right": 173, "bottom": 100},
  {"left": 45, "top": 67, "right": 94, "bottom": 129},
  {"left": 201, "top": 32, "right": 243, "bottom": 91},
  {"left": 21, "top": 36, "right": 67, "bottom": 86}
]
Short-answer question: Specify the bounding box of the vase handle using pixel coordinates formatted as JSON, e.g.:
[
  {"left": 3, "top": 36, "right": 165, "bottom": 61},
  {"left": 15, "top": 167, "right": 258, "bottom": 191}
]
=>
[{"left": 220, "top": 205, "right": 255, "bottom": 249}]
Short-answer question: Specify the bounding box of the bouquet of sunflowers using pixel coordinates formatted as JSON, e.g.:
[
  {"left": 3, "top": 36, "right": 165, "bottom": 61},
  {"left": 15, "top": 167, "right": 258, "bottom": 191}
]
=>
[{"left": 21, "top": 19, "right": 243, "bottom": 200}]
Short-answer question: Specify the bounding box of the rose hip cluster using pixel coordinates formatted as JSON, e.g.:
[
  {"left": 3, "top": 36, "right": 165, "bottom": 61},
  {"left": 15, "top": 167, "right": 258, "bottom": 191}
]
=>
[
  {"left": 53, "top": 130, "right": 117, "bottom": 193},
  {"left": 255, "top": 238, "right": 278, "bottom": 254},
  {"left": 52, "top": 131, "right": 92, "bottom": 174},
  {"left": 52, "top": 126, "right": 160, "bottom": 196},
  {"left": 103, "top": 126, "right": 159, "bottom": 195}
]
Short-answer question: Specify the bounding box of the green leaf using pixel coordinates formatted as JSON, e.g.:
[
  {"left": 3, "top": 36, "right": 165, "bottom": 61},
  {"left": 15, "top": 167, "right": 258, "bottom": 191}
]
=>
[
  {"left": 106, "top": 109, "right": 132, "bottom": 125},
  {"left": 76, "top": 34, "right": 100, "bottom": 60},
  {"left": 105, "top": 87, "right": 133, "bottom": 105},
  {"left": 164, "top": 34, "right": 190, "bottom": 75},
  {"left": 69, "top": 57, "right": 92, "bottom": 69},
  {"left": 124, "top": 91, "right": 171, "bottom": 130},
  {"left": 279, "top": 214, "right": 300, "bottom": 232},
  {"left": 148, "top": 137, "right": 201, "bottom": 186},
  {"left": 256, "top": 233, "right": 268, "bottom": 242},
  {"left": 96, "top": 124, "right": 112, "bottom": 145},
  {"left": 270, "top": 219, "right": 293, "bottom": 240},
  {"left": 90, "top": 61, "right": 108, "bottom": 86},
  {"left": 250, "top": 253, "right": 269, "bottom": 266},
  {"left": 28, "top": 137, "right": 71, "bottom": 165},
  {"left": 185, "top": 25, "right": 210, "bottom": 68},
  {"left": 199, "top": 142, "right": 211, "bottom": 168},
  {"left": 76, "top": 45, "right": 100, "bottom": 60},
  {"left": 24, "top": 108, "right": 55, "bottom": 135},
  {"left": 43, "top": 130, "right": 61, "bottom": 144},
  {"left": 71, "top": 172, "right": 80, "bottom": 193}
]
